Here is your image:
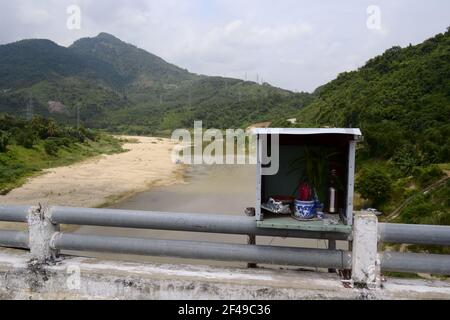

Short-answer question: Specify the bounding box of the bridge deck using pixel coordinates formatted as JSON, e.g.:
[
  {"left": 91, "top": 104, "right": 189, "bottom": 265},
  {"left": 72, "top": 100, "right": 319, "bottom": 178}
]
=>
[{"left": 0, "top": 248, "right": 449, "bottom": 300}]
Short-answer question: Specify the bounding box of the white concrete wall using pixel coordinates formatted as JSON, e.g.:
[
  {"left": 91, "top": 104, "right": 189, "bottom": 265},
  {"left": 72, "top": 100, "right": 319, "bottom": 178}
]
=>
[
  {"left": 352, "top": 212, "right": 380, "bottom": 288},
  {"left": 0, "top": 248, "right": 449, "bottom": 300}
]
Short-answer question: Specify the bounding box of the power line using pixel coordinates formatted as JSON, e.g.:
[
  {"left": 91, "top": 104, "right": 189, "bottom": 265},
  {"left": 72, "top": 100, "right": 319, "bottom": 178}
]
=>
[
  {"left": 76, "top": 104, "right": 80, "bottom": 130},
  {"left": 26, "top": 93, "right": 33, "bottom": 121},
  {"left": 188, "top": 88, "right": 192, "bottom": 107}
]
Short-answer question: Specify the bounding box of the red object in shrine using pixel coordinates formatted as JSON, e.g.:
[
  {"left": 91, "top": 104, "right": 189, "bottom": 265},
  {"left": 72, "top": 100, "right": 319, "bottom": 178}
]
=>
[{"left": 299, "top": 183, "right": 312, "bottom": 201}]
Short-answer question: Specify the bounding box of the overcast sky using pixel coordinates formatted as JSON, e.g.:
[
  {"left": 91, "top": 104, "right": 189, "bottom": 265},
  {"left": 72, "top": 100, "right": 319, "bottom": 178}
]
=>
[{"left": 0, "top": 0, "right": 449, "bottom": 92}]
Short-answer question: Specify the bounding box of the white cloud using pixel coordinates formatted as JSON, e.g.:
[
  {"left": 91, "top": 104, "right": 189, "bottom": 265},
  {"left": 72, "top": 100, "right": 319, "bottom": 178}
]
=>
[
  {"left": 216, "top": 20, "right": 313, "bottom": 47},
  {"left": 16, "top": 2, "right": 51, "bottom": 25},
  {"left": 0, "top": 0, "right": 449, "bottom": 91},
  {"left": 185, "top": 20, "right": 312, "bottom": 58}
]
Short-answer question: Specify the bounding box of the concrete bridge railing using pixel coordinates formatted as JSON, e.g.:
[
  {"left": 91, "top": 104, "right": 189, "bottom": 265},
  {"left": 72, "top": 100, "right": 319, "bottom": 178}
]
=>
[{"left": 1, "top": 204, "right": 450, "bottom": 289}]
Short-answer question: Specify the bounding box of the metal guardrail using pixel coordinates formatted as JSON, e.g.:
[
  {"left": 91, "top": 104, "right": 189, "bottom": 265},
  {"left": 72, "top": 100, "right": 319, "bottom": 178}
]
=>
[
  {"left": 0, "top": 205, "right": 449, "bottom": 275},
  {"left": 3, "top": 205, "right": 450, "bottom": 245},
  {"left": 49, "top": 206, "right": 350, "bottom": 240},
  {"left": 381, "top": 251, "right": 450, "bottom": 275},
  {"left": 378, "top": 223, "right": 450, "bottom": 246},
  {"left": 0, "top": 230, "right": 29, "bottom": 249},
  {"left": 0, "top": 205, "right": 29, "bottom": 222},
  {"left": 2, "top": 229, "right": 449, "bottom": 275},
  {"left": 52, "top": 233, "right": 353, "bottom": 269}
]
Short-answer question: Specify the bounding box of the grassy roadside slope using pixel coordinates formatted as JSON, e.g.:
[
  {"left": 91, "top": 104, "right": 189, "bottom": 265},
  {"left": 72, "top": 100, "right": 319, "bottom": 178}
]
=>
[
  {"left": 0, "top": 115, "right": 124, "bottom": 194},
  {"left": 272, "top": 29, "right": 450, "bottom": 229}
]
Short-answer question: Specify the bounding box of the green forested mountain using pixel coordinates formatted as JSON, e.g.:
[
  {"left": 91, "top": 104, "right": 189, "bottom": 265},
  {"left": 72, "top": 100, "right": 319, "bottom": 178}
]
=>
[
  {"left": 273, "top": 29, "right": 450, "bottom": 229},
  {"left": 1, "top": 29, "right": 448, "bottom": 159},
  {"left": 0, "top": 114, "right": 124, "bottom": 193},
  {"left": 0, "top": 38, "right": 124, "bottom": 88},
  {"left": 1, "top": 29, "right": 449, "bottom": 231},
  {"left": 69, "top": 32, "right": 199, "bottom": 86},
  {"left": 277, "top": 28, "right": 450, "bottom": 167},
  {"left": 0, "top": 33, "right": 311, "bottom": 134}
]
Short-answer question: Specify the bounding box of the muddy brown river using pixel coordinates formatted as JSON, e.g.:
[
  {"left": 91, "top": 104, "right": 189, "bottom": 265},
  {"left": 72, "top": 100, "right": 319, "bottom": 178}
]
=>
[{"left": 69, "top": 164, "right": 347, "bottom": 268}]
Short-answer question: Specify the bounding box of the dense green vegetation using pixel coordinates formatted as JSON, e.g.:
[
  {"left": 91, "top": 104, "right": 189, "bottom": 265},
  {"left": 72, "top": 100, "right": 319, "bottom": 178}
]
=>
[
  {"left": 356, "top": 167, "right": 393, "bottom": 207},
  {"left": 273, "top": 29, "right": 450, "bottom": 228},
  {"left": 0, "top": 38, "right": 123, "bottom": 88},
  {"left": 276, "top": 29, "right": 450, "bottom": 165},
  {"left": 0, "top": 114, "right": 124, "bottom": 194},
  {"left": 69, "top": 32, "right": 197, "bottom": 86},
  {"left": 0, "top": 33, "right": 312, "bottom": 134},
  {"left": 0, "top": 29, "right": 448, "bottom": 233},
  {"left": 400, "top": 179, "right": 449, "bottom": 226}
]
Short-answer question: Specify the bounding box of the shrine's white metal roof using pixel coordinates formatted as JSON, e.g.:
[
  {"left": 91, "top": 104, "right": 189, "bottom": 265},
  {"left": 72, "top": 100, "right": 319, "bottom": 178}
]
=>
[{"left": 250, "top": 128, "right": 362, "bottom": 136}]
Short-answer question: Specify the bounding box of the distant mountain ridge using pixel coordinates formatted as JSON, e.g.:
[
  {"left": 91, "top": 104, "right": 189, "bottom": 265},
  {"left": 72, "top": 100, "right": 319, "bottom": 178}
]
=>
[
  {"left": 69, "top": 32, "right": 200, "bottom": 86},
  {"left": 0, "top": 32, "right": 310, "bottom": 133},
  {"left": 277, "top": 28, "right": 450, "bottom": 166},
  {"left": 0, "top": 38, "right": 123, "bottom": 88}
]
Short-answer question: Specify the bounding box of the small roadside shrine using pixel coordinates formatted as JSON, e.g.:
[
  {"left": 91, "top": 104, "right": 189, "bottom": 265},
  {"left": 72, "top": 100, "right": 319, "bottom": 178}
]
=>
[{"left": 251, "top": 128, "right": 362, "bottom": 234}]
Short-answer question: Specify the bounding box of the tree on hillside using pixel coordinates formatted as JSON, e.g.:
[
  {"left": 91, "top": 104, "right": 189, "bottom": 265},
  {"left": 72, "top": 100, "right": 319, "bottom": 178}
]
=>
[
  {"left": 0, "top": 130, "right": 9, "bottom": 152},
  {"left": 356, "top": 168, "right": 393, "bottom": 207}
]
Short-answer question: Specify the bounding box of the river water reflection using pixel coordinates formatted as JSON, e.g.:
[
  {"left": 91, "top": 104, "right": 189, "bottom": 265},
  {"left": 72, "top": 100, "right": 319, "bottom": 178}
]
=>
[{"left": 70, "top": 164, "right": 345, "bottom": 268}]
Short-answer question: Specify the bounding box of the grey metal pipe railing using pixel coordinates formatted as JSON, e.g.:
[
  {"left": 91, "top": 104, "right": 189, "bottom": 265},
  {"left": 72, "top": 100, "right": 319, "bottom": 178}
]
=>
[
  {"left": 381, "top": 252, "right": 450, "bottom": 275},
  {"left": 2, "top": 205, "right": 450, "bottom": 246},
  {"left": 52, "top": 233, "right": 353, "bottom": 269},
  {"left": 0, "top": 205, "right": 30, "bottom": 222},
  {"left": 379, "top": 223, "right": 450, "bottom": 246},
  {"left": 52, "top": 233, "right": 450, "bottom": 274},
  {"left": 0, "top": 230, "right": 29, "bottom": 249},
  {"left": 50, "top": 206, "right": 351, "bottom": 240}
]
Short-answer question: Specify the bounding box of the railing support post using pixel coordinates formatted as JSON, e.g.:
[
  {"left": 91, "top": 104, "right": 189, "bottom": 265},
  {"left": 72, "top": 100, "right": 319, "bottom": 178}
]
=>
[
  {"left": 245, "top": 207, "right": 257, "bottom": 269},
  {"left": 27, "top": 205, "right": 60, "bottom": 262},
  {"left": 351, "top": 212, "right": 380, "bottom": 288},
  {"left": 328, "top": 240, "right": 336, "bottom": 273}
]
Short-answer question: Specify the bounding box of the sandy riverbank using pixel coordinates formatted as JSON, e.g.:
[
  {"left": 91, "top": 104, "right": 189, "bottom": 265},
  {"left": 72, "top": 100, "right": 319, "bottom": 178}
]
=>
[{"left": 0, "top": 136, "right": 185, "bottom": 208}]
